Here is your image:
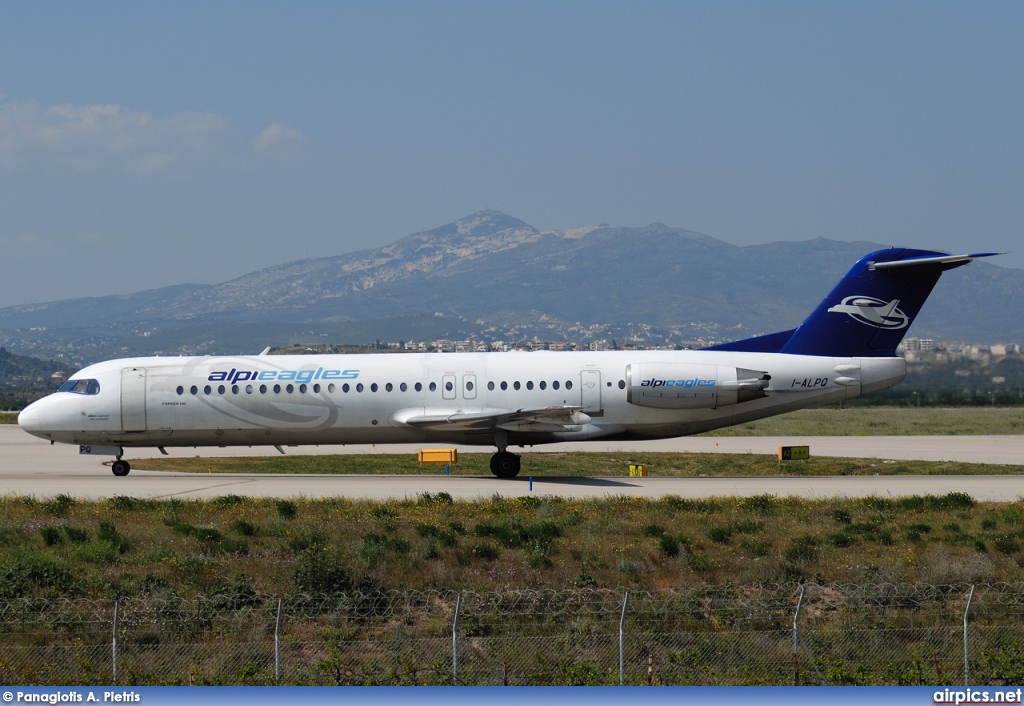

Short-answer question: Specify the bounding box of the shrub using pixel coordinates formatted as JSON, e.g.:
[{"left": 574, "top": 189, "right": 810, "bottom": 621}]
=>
[
  {"left": 415, "top": 523, "right": 440, "bottom": 538},
  {"left": 708, "top": 526, "right": 733, "bottom": 544},
  {"left": 659, "top": 535, "right": 680, "bottom": 557},
  {"left": 470, "top": 542, "right": 501, "bottom": 561},
  {"left": 732, "top": 520, "right": 763, "bottom": 534},
  {"left": 642, "top": 524, "right": 666, "bottom": 537},
  {"left": 293, "top": 547, "right": 373, "bottom": 594},
  {"left": 213, "top": 495, "right": 243, "bottom": 507},
  {"left": 40, "top": 527, "right": 63, "bottom": 546},
  {"left": 994, "top": 536, "right": 1022, "bottom": 555},
  {"left": 63, "top": 527, "right": 88, "bottom": 543},
  {"left": 288, "top": 529, "right": 325, "bottom": 552},
  {"left": 827, "top": 533, "right": 857, "bottom": 548},
  {"left": 43, "top": 494, "right": 74, "bottom": 517},
  {"left": 417, "top": 492, "right": 453, "bottom": 505},
  {"left": 276, "top": 500, "right": 297, "bottom": 520},
  {"left": 832, "top": 509, "right": 853, "bottom": 524},
  {"left": 109, "top": 496, "right": 157, "bottom": 512},
  {"left": 98, "top": 522, "right": 129, "bottom": 554},
  {"left": 0, "top": 547, "right": 75, "bottom": 597},
  {"left": 231, "top": 520, "right": 258, "bottom": 537},
  {"left": 219, "top": 538, "right": 249, "bottom": 555},
  {"left": 740, "top": 494, "right": 779, "bottom": 514},
  {"left": 572, "top": 573, "right": 596, "bottom": 587},
  {"left": 785, "top": 536, "right": 819, "bottom": 563}
]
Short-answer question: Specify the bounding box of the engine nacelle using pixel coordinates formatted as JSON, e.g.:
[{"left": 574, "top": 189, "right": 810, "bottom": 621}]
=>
[{"left": 625, "top": 363, "right": 770, "bottom": 410}]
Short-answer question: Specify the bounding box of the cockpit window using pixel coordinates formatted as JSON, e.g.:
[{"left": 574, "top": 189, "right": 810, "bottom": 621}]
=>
[{"left": 58, "top": 379, "right": 101, "bottom": 395}]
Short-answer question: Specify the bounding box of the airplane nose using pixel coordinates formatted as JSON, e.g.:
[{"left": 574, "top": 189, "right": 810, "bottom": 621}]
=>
[{"left": 18, "top": 401, "right": 45, "bottom": 436}]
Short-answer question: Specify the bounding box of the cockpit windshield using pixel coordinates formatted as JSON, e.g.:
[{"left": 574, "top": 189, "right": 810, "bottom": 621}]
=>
[{"left": 58, "top": 379, "right": 101, "bottom": 395}]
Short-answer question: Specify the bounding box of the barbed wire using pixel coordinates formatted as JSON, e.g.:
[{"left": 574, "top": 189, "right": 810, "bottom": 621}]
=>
[{"left": 2, "top": 583, "right": 1023, "bottom": 632}]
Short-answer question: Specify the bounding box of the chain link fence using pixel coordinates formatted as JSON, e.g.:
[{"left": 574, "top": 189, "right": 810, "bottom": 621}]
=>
[{"left": 3, "top": 583, "right": 1024, "bottom": 685}]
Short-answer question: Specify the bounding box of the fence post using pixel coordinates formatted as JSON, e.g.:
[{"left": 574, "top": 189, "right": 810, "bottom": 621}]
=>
[
  {"left": 964, "top": 585, "right": 975, "bottom": 686},
  {"left": 619, "top": 591, "right": 630, "bottom": 686},
  {"left": 792, "top": 586, "right": 804, "bottom": 686},
  {"left": 275, "top": 597, "right": 283, "bottom": 685},
  {"left": 452, "top": 593, "right": 462, "bottom": 686},
  {"left": 112, "top": 599, "right": 119, "bottom": 684}
]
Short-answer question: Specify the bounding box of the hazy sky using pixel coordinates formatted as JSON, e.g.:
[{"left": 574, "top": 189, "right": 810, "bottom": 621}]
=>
[{"left": 1, "top": 1, "right": 1021, "bottom": 308}]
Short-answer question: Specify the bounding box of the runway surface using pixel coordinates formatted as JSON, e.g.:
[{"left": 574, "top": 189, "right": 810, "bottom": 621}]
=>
[{"left": 2, "top": 425, "right": 1021, "bottom": 501}]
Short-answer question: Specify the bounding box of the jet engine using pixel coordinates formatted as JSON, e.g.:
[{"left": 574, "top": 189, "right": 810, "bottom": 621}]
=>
[{"left": 625, "top": 363, "right": 770, "bottom": 410}]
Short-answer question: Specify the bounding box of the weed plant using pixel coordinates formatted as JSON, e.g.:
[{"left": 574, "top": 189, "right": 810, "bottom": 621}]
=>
[{"left": 0, "top": 492, "right": 1022, "bottom": 600}]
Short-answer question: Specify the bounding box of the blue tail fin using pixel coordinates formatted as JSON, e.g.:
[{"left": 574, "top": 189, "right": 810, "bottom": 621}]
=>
[
  {"left": 709, "top": 248, "right": 998, "bottom": 357},
  {"left": 779, "top": 248, "right": 997, "bottom": 357}
]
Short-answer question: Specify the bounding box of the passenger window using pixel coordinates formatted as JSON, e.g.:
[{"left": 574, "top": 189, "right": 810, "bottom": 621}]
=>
[
  {"left": 513, "top": 381, "right": 521, "bottom": 390},
  {"left": 539, "top": 381, "right": 547, "bottom": 390},
  {"left": 487, "top": 381, "right": 495, "bottom": 391},
  {"left": 386, "top": 383, "right": 393, "bottom": 392},
  {"left": 356, "top": 383, "right": 364, "bottom": 392},
  {"left": 190, "top": 385, "right": 198, "bottom": 395},
  {"left": 274, "top": 384, "right": 281, "bottom": 394},
  {"left": 500, "top": 381, "right": 508, "bottom": 390},
  {"left": 176, "top": 386, "right": 184, "bottom": 395},
  {"left": 466, "top": 381, "right": 474, "bottom": 392},
  {"left": 328, "top": 383, "right": 336, "bottom": 393},
  {"left": 299, "top": 384, "right": 307, "bottom": 394},
  {"left": 342, "top": 383, "right": 350, "bottom": 393},
  {"left": 371, "top": 383, "right": 379, "bottom": 392},
  {"left": 400, "top": 382, "right": 408, "bottom": 392},
  {"left": 246, "top": 385, "right": 254, "bottom": 394},
  {"left": 415, "top": 382, "right": 422, "bottom": 392},
  {"left": 445, "top": 381, "right": 453, "bottom": 392},
  {"left": 218, "top": 385, "right": 226, "bottom": 394},
  {"left": 429, "top": 382, "right": 437, "bottom": 392},
  {"left": 232, "top": 385, "right": 239, "bottom": 394},
  {"left": 204, "top": 385, "right": 212, "bottom": 395},
  {"left": 286, "top": 384, "right": 295, "bottom": 394},
  {"left": 619, "top": 380, "right": 626, "bottom": 389},
  {"left": 314, "top": 384, "right": 321, "bottom": 393},
  {"left": 553, "top": 381, "right": 560, "bottom": 390},
  {"left": 526, "top": 381, "right": 534, "bottom": 390},
  {"left": 260, "top": 384, "right": 268, "bottom": 394},
  {"left": 565, "top": 381, "right": 573, "bottom": 390}
]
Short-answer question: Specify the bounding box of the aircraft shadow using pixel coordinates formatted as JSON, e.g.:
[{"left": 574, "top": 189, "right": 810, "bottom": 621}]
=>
[{"left": 506, "top": 476, "right": 639, "bottom": 488}]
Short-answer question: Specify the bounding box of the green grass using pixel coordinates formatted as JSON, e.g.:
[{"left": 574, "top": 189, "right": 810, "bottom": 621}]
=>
[
  {"left": 701, "top": 407, "right": 1024, "bottom": 436},
  {"left": 136, "top": 451, "right": 1018, "bottom": 476},
  {"left": 0, "top": 492, "right": 1019, "bottom": 600},
  {"left": 0, "top": 412, "right": 17, "bottom": 424}
]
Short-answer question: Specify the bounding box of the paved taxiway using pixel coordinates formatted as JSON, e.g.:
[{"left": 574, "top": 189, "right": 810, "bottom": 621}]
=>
[{"left": 1, "top": 426, "right": 1021, "bottom": 501}]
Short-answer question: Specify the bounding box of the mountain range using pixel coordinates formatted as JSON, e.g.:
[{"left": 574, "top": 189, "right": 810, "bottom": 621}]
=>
[{"left": 1, "top": 210, "right": 1021, "bottom": 365}]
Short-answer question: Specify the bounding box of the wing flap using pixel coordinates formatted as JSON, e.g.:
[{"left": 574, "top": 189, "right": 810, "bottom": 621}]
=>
[{"left": 392, "top": 406, "right": 591, "bottom": 433}]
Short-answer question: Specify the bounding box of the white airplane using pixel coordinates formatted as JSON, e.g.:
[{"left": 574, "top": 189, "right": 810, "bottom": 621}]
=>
[{"left": 18, "top": 248, "right": 997, "bottom": 478}]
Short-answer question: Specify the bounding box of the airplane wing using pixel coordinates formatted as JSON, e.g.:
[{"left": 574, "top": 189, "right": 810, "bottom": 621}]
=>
[{"left": 392, "top": 406, "right": 590, "bottom": 433}]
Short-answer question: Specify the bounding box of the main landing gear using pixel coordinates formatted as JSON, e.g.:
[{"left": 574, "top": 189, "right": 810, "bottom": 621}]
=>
[
  {"left": 111, "top": 458, "right": 131, "bottom": 476},
  {"left": 489, "top": 451, "right": 521, "bottom": 479}
]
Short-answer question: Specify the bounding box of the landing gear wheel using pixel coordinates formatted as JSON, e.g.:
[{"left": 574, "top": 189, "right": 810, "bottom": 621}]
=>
[
  {"left": 112, "top": 460, "right": 131, "bottom": 477},
  {"left": 489, "top": 451, "right": 521, "bottom": 479}
]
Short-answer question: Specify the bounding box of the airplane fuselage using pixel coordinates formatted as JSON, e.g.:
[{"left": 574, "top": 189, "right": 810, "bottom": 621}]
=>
[{"left": 18, "top": 349, "right": 905, "bottom": 449}]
